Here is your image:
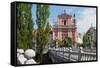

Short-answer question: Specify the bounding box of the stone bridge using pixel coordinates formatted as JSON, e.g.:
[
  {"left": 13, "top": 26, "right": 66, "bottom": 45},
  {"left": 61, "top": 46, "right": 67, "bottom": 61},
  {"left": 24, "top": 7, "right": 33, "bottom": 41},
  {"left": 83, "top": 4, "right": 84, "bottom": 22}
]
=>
[{"left": 48, "top": 47, "right": 97, "bottom": 63}]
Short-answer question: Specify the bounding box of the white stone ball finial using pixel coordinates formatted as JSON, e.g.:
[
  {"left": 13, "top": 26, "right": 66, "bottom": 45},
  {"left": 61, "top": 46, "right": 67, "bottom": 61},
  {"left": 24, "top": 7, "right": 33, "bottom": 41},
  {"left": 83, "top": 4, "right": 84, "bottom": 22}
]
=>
[{"left": 25, "top": 49, "right": 36, "bottom": 59}]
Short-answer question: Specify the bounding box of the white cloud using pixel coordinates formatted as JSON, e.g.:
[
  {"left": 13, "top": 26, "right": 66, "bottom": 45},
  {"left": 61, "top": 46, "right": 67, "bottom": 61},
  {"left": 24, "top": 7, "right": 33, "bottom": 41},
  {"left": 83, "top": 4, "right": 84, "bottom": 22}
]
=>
[{"left": 77, "top": 8, "right": 96, "bottom": 36}]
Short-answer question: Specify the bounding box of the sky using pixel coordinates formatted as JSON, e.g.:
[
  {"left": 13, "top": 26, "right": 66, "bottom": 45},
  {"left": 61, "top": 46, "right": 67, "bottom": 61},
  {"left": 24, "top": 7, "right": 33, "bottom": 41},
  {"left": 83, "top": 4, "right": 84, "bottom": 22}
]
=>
[{"left": 31, "top": 4, "right": 96, "bottom": 37}]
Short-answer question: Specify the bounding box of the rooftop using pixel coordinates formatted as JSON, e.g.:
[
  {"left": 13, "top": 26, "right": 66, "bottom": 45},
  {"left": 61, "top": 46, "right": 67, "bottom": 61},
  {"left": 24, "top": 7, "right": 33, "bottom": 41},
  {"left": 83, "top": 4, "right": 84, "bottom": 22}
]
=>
[{"left": 58, "top": 10, "right": 72, "bottom": 19}]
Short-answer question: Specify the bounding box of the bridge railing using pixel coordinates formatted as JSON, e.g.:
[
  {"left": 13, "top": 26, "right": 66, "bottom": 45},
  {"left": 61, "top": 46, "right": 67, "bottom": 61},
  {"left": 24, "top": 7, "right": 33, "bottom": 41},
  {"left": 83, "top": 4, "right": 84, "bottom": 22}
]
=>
[{"left": 48, "top": 47, "right": 97, "bottom": 63}]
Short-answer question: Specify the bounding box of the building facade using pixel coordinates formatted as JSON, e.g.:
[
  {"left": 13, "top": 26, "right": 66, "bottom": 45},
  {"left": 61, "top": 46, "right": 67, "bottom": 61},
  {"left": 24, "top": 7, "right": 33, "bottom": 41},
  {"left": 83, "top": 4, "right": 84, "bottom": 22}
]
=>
[
  {"left": 86, "top": 26, "right": 96, "bottom": 48},
  {"left": 52, "top": 10, "right": 77, "bottom": 47}
]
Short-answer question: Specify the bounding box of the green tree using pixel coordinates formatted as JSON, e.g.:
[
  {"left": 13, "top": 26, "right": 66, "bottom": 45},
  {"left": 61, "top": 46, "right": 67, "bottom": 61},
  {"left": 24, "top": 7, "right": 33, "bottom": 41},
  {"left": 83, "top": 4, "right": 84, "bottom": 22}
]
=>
[
  {"left": 88, "top": 32, "right": 94, "bottom": 48},
  {"left": 36, "top": 5, "right": 50, "bottom": 63},
  {"left": 63, "top": 37, "right": 72, "bottom": 47},
  {"left": 17, "top": 3, "right": 33, "bottom": 50},
  {"left": 57, "top": 39, "right": 62, "bottom": 47},
  {"left": 82, "top": 33, "right": 87, "bottom": 48}
]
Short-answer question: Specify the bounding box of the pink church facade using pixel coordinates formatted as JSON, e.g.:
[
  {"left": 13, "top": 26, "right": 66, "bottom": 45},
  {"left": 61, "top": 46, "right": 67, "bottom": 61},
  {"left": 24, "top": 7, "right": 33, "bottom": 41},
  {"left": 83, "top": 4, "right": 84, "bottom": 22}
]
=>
[{"left": 52, "top": 11, "right": 77, "bottom": 47}]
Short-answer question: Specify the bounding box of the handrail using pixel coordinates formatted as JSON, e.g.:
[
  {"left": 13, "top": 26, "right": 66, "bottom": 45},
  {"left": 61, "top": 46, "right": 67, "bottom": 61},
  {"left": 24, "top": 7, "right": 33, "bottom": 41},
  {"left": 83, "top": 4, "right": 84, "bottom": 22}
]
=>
[{"left": 48, "top": 47, "right": 96, "bottom": 63}]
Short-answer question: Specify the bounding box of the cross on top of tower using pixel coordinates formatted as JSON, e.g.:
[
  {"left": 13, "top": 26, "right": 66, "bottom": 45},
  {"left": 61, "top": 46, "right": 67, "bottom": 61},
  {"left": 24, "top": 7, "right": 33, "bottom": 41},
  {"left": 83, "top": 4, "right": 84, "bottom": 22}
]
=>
[
  {"left": 73, "top": 13, "right": 76, "bottom": 18},
  {"left": 64, "top": 9, "right": 66, "bottom": 14},
  {"left": 91, "top": 23, "right": 93, "bottom": 27}
]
